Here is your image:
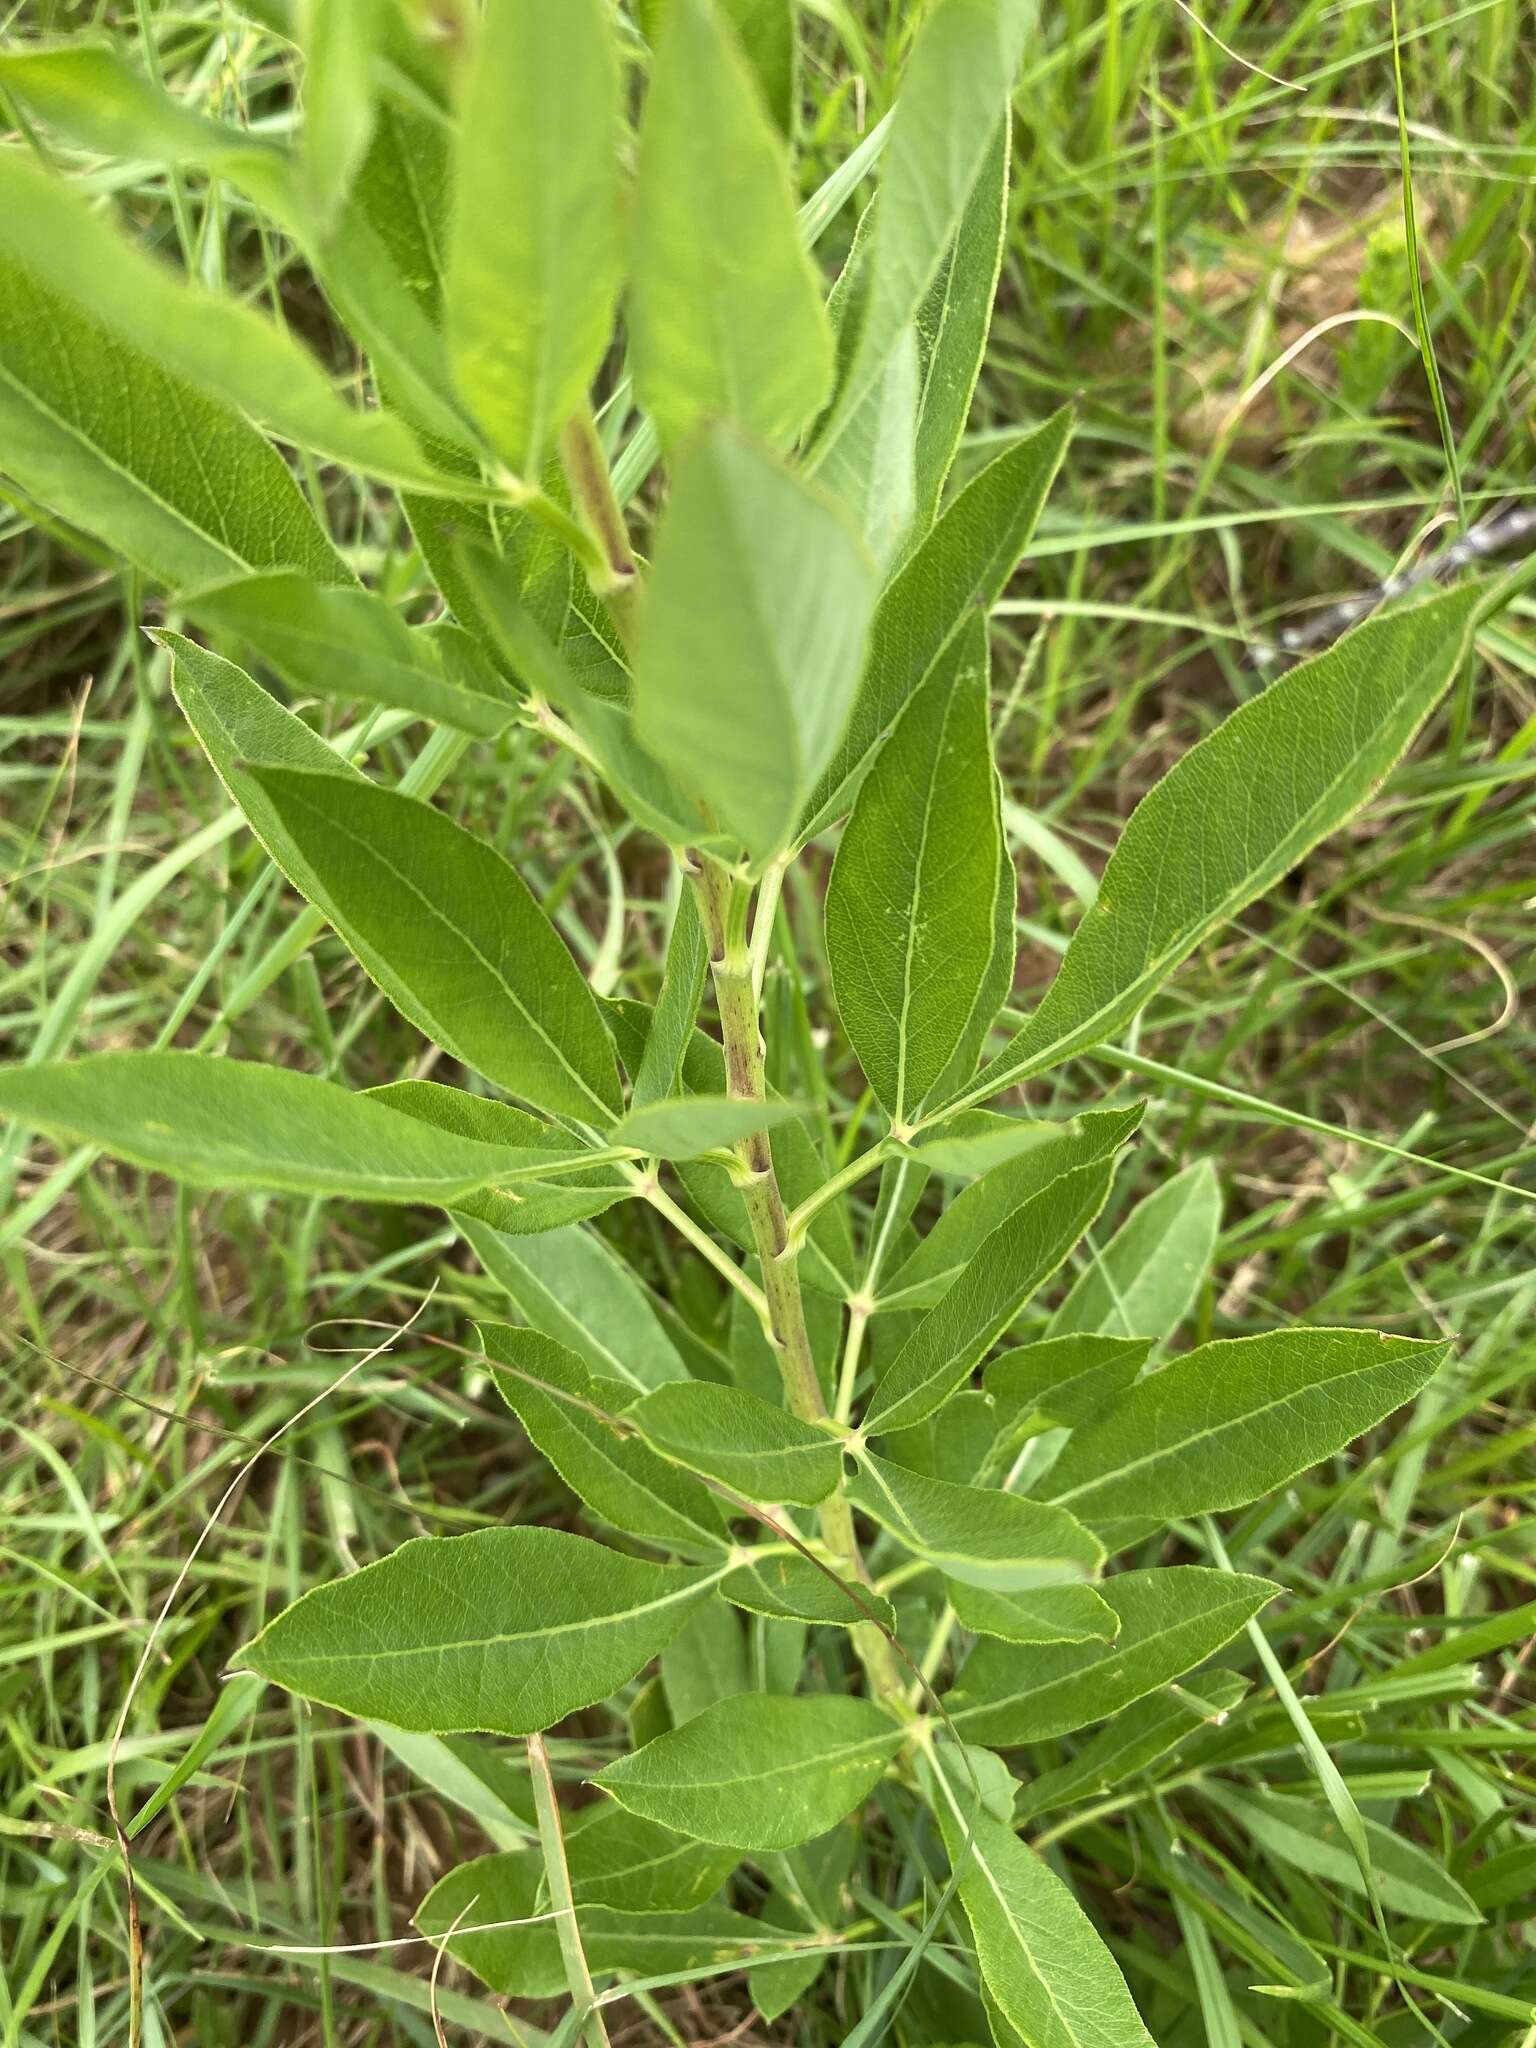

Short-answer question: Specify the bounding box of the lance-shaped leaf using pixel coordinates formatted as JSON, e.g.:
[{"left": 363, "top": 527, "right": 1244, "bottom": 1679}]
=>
[
  {"left": 298, "top": 0, "right": 388, "bottom": 229},
  {"left": 633, "top": 428, "right": 876, "bottom": 862},
  {"left": 945, "top": 1582, "right": 1120, "bottom": 1647},
  {"left": 630, "top": 1383, "right": 844, "bottom": 1506},
  {"left": 632, "top": 888, "right": 709, "bottom": 1109},
  {"left": 446, "top": 0, "right": 621, "bottom": 473},
  {"left": 1199, "top": 1781, "right": 1482, "bottom": 1926},
  {"left": 1048, "top": 1159, "right": 1220, "bottom": 1344},
  {"left": 237, "top": 766, "right": 621, "bottom": 1123},
  {"left": 984, "top": 1335, "right": 1152, "bottom": 1436},
  {"left": 959, "top": 586, "right": 1484, "bottom": 1106},
  {"left": 879, "top": 1103, "right": 1144, "bottom": 1314},
  {"left": 612, "top": 1095, "right": 806, "bottom": 1161},
  {"left": 721, "top": 1551, "right": 896, "bottom": 1633},
  {"left": 594, "top": 1694, "right": 903, "bottom": 1850},
  {"left": 930, "top": 1767, "right": 1157, "bottom": 2048},
  {"left": 0, "top": 1052, "right": 576, "bottom": 1203},
  {"left": 367, "top": 1080, "right": 631, "bottom": 1236},
  {"left": 0, "top": 151, "right": 432, "bottom": 487},
  {"left": 1016, "top": 1671, "right": 1249, "bottom": 1821},
  {"left": 944, "top": 1567, "right": 1277, "bottom": 1745},
  {"left": 239, "top": 1528, "right": 718, "bottom": 1735},
  {"left": 802, "top": 409, "right": 1072, "bottom": 839},
  {"left": 907, "top": 112, "right": 1010, "bottom": 539},
  {"left": 827, "top": 614, "right": 1003, "bottom": 1127},
  {"left": 0, "top": 249, "right": 345, "bottom": 596},
  {"left": 189, "top": 573, "right": 513, "bottom": 738},
  {"left": 828, "top": 0, "right": 1033, "bottom": 442},
  {"left": 865, "top": 1130, "right": 1139, "bottom": 1436},
  {"left": 1039, "top": 1329, "right": 1451, "bottom": 1526},
  {"left": 848, "top": 1452, "right": 1103, "bottom": 1593},
  {"left": 481, "top": 1324, "right": 727, "bottom": 1552},
  {"left": 419, "top": 1847, "right": 770, "bottom": 1997},
  {"left": 631, "top": 0, "right": 832, "bottom": 449}
]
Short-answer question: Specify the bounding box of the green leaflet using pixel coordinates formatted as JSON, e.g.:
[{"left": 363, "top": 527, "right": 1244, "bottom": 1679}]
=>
[
  {"left": 417, "top": 1847, "right": 761, "bottom": 1998},
  {"left": 848, "top": 1452, "right": 1103, "bottom": 1592},
  {"left": 1200, "top": 1782, "right": 1482, "bottom": 1926},
  {"left": 237, "top": 766, "right": 621, "bottom": 1123},
  {"left": 1048, "top": 1159, "right": 1220, "bottom": 1344},
  {"left": 0, "top": 248, "right": 345, "bottom": 595},
  {"left": 630, "top": 1382, "right": 844, "bottom": 1506},
  {"left": 0, "top": 149, "right": 431, "bottom": 486},
  {"left": 612, "top": 1095, "right": 807, "bottom": 1161},
  {"left": 462, "top": 1219, "right": 689, "bottom": 1391},
  {"left": 984, "top": 1335, "right": 1152, "bottom": 1436},
  {"left": 1039, "top": 1329, "right": 1451, "bottom": 1526},
  {"left": 594, "top": 1693, "right": 904, "bottom": 1850},
  {"left": 633, "top": 426, "right": 877, "bottom": 863},
  {"left": 189, "top": 573, "right": 514, "bottom": 737},
  {"left": 1016, "top": 1671, "right": 1249, "bottom": 1821},
  {"left": 930, "top": 1766, "right": 1156, "bottom": 2048},
  {"left": 907, "top": 113, "right": 1010, "bottom": 540},
  {"left": 446, "top": 0, "right": 621, "bottom": 473},
  {"left": 828, "top": 0, "right": 1034, "bottom": 443},
  {"left": 480, "top": 1323, "right": 727, "bottom": 1553},
  {"left": 879, "top": 1104, "right": 1144, "bottom": 1314},
  {"left": 864, "top": 1132, "right": 1139, "bottom": 1436},
  {"left": 960, "top": 585, "right": 1484, "bottom": 1107},
  {"left": 827, "top": 614, "right": 1003, "bottom": 1127},
  {"left": 944, "top": 1583, "right": 1120, "bottom": 1647},
  {"left": 0, "top": 1052, "right": 573, "bottom": 1203},
  {"left": 802, "top": 409, "right": 1073, "bottom": 839},
  {"left": 239, "top": 1527, "right": 719, "bottom": 1735},
  {"left": 366, "top": 1080, "right": 631, "bottom": 1236},
  {"left": 631, "top": 0, "right": 832, "bottom": 450},
  {"left": 721, "top": 1551, "right": 896, "bottom": 1634},
  {"left": 944, "top": 1567, "right": 1278, "bottom": 1745}
]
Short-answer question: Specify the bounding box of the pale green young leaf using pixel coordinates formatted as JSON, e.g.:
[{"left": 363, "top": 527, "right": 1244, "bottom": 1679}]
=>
[
  {"left": 0, "top": 250, "right": 345, "bottom": 596},
  {"left": 945, "top": 1582, "right": 1120, "bottom": 1647},
  {"left": 612, "top": 1095, "right": 806, "bottom": 1161},
  {"left": 944, "top": 1567, "right": 1278, "bottom": 1744},
  {"left": 1016, "top": 1671, "right": 1248, "bottom": 1821},
  {"left": 594, "top": 1694, "right": 903, "bottom": 1850},
  {"left": 828, "top": 614, "right": 1003, "bottom": 1127},
  {"left": 0, "top": 1052, "right": 570, "bottom": 1204},
  {"left": 0, "top": 151, "right": 434, "bottom": 486},
  {"left": 961, "top": 586, "right": 1485, "bottom": 1106},
  {"left": 1048, "top": 1160, "right": 1220, "bottom": 1344},
  {"left": 802, "top": 409, "right": 1073, "bottom": 839},
  {"left": 865, "top": 1133, "right": 1139, "bottom": 1436},
  {"left": 830, "top": 0, "right": 1034, "bottom": 438},
  {"left": 239, "top": 1527, "right": 717, "bottom": 1735},
  {"left": 632, "top": 886, "right": 709, "bottom": 1108},
  {"left": 848, "top": 1452, "right": 1103, "bottom": 1592},
  {"left": 930, "top": 1778, "right": 1156, "bottom": 2048},
  {"left": 1039, "top": 1329, "right": 1451, "bottom": 1525},
  {"left": 447, "top": 0, "right": 621, "bottom": 473},
  {"left": 631, "top": 1382, "right": 844, "bottom": 1505},
  {"left": 631, "top": 0, "right": 832, "bottom": 449},
  {"left": 190, "top": 573, "right": 514, "bottom": 738},
  {"left": 369, "top": 1081, "right": 631, "bottom": 1236},
  {"left": 481, "top": 1323, "right": 727, "bottom": 1552},
  {"left": 1200, "top": 1782, "right": 1482, "bottom": 1926},
  {"left": 984, "top": 1335, "right": 1152, "bottom": 1435},
  {"left": 721, "top": 1551, "right": 896, "bottom": 1633},
  {"left": 893, "top": 1110, "right": 1066, "bottom": 1178},
  {"left": 812, "top": 324, "right": 920, "bottom": 570},
  {"left": 462, "top": 1219, "right": 689, "bottom": 1391},
  {"left": 633, "top": 427, "right": 876, "bottom": 862},
  {"left": 239, "top": 766, "right": 621, "bottom": 1122},
  {"left": 720, "top": 0, "right": 797, "bottom": 135}
]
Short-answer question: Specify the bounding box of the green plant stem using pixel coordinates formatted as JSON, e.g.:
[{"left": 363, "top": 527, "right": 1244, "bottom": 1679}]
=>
[
  {"left": 527, "top": 1731, "right": 611, "bottom": 2048},
  {"left": 559, "top": 405, "right": 640, "bottom": 646},
  {"left": 689, "top": 849, "right": 905, "bottom": 1706}
]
